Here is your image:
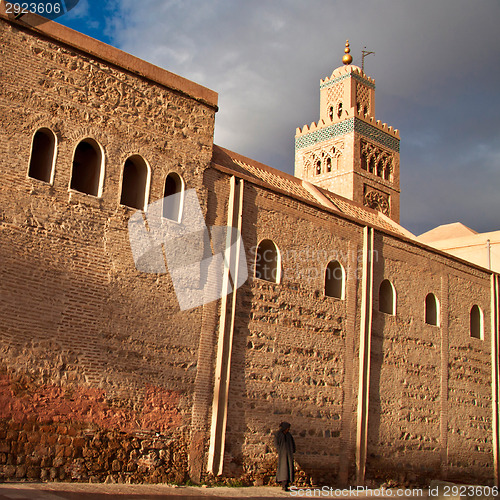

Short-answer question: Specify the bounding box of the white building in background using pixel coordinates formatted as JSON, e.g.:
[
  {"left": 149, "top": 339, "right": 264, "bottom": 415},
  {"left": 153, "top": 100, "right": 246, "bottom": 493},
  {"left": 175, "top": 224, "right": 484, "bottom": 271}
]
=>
[{"left": 419, "top": 222, "right": 500, "bottom": 273}]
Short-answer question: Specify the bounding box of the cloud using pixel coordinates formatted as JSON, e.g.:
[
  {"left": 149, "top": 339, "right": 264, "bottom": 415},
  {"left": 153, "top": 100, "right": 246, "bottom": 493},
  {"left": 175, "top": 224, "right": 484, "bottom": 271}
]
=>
[
  {"left": 103, "top": 0, "right": 500, "bottom": 235},
  {"left": 61, "top": 0, "right": 89, "bottom": 20}
]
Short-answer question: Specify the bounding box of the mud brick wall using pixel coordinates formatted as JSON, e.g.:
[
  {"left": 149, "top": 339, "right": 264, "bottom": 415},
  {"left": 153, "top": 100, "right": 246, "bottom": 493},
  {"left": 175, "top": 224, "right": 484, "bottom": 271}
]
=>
[
  {"left": 204, "top": 170, "right": 366, "bottom": 485},
  {"left": 0, "top": 13, "right": 497, "bottom": 488},
  {"left": 447, "top": 274, "right": 492, "bottom": 482},
  {"left": 368, "top": 234, "right": 493, "bottom": 485},
  {"left": 0, "top": 372, "right": 190, "bottom": 484},
  {"left": 0, "top": 17, "right": 216, "bottom": 482},
  {"left": 205, "top": 168, "right": 496, "bottom": 487}
]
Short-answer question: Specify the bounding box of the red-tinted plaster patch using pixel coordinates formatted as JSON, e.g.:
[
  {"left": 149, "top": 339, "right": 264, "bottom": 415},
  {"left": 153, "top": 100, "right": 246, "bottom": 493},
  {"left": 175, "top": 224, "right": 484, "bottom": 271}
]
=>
[
  {"left": 0, "top": 373, "right": 181, "bottom": 432},
  {"left": 141, "top": 386, "right": 182, "bottom": 432}
]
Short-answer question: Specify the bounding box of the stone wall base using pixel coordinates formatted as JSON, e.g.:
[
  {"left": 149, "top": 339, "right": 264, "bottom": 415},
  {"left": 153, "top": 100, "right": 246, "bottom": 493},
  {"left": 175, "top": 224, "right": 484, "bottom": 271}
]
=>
[{"left": 0, "top": 420, "right": 189, "bottom": 484}]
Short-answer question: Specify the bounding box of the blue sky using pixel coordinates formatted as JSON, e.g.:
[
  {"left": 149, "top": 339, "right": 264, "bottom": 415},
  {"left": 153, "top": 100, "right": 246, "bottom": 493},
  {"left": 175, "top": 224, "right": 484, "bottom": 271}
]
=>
[
  {"left": 58, "top": 0, "right": 116, "bottom": 44},
  {"left": 58, "top": 0, "right": 500, "bottom": 236}
]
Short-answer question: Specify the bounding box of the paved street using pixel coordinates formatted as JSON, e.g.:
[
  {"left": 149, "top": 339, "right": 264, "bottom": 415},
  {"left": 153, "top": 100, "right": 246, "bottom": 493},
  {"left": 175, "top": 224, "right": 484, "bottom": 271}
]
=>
[
  {"left": 0, "top": 482, "right": 290, "bottom": 500},
  {"left": 0, "top": 483, "right": 429, "bottom": 500}
]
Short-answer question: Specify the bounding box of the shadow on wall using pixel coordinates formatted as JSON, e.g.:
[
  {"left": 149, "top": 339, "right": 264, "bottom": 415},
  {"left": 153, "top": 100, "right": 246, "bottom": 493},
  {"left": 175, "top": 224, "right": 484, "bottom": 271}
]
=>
[
  {"left": 366, "top": 232, "right": 439, "bottom": 487},
  {"left": 201, "top": 159, "right": 345, "bottom": 486},
  {"left": 366, "top": 234, "right": 386, "bottom": 482},
  {"left": 0, "top": 211, "right": 190, "bottom": 432},
  {"left": 201, "top": 164, "right": 271, "bottom": 482}
]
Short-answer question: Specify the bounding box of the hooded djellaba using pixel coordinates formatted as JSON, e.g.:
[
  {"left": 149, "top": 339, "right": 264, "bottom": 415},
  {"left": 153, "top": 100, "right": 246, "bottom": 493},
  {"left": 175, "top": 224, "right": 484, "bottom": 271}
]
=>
[{"left": 274, "top": 421, "right": 296, "bottom": 491}]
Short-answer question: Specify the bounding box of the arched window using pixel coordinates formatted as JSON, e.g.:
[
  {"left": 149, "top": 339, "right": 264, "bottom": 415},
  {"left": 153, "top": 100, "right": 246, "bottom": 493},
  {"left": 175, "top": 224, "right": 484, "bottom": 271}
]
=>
[
  {"left": 316, "top": 160, "right": 321, "bottom": 175},
  {"left": 255, "top": 239, "right": 280, "bottom": 283},
  {"left": 163, "top": 172, "right": 184, "bottom": 221},
  {"left": 326, "top": 157, "right": 332, "bottom": 172},
  {"left": 368, "top": 156, "right": 375, "bottom": 174},
  {"left": 120, "top": 155, "right": 150, "bottom": 210},
  {"left": 379, "top": 279, "right": 395, "bottom": 315},
  {"left": 361, "top": 152, "right": 368, "bottom": 171},
  {"left": 384, "top": 161, "right": 392, "bottom": 181},
  {"left": 324, "top": 260, "right": 345, "bottom": 299},
  {"left": 425, "top": 293, "right": 439, "bottom": 326},
  {"left": 70, "top": 139, "right": 103, "bottom": 196},
  {"left": 470, "top": 305, "right": 484, "bottom": 340},
  {"left": 28, "top": 128, "right": 56, "bottom": 183}
]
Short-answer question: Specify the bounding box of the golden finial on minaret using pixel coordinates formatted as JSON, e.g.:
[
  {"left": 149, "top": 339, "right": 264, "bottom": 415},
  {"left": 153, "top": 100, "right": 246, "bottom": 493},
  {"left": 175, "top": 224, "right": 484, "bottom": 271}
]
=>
[{"left": 342, "top": 40, "right": 353, "bottom": 65}]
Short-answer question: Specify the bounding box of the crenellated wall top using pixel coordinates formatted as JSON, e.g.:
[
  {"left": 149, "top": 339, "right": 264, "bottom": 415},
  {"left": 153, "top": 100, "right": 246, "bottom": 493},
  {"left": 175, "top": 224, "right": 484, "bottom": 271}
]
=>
[{"left": 296, "top": 115, "right": 400, "bottom": 140}]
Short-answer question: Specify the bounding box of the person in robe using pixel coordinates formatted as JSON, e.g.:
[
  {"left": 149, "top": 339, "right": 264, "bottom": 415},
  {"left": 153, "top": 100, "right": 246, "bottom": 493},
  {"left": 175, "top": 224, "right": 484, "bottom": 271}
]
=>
[{"left": 274, "top": 421, "right": 296, "bottom": 491}]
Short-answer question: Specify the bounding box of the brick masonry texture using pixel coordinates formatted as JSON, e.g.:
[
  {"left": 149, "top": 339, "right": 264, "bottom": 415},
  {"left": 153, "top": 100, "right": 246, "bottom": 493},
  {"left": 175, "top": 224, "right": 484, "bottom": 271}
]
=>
[
  {"left": 0, "top": 15, "right": 215, "bottom": 484},
  {"left": 0, "top": 13, "right": 499, "bottom": 489}
]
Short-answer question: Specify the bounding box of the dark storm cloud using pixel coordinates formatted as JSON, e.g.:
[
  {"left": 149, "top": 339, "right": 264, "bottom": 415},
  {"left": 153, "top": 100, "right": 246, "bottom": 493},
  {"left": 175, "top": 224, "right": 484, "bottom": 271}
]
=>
[{"left": 66, "top": 0, "right": 500, "bottom": 235}]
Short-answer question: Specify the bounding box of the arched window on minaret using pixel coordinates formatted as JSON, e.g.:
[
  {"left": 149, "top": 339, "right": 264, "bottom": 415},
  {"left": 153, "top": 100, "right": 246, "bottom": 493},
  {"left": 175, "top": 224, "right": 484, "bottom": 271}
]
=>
[
  {"left": 326, "top": 157, "right": 332, "bottom": 172},
  {"left": 316, "top": 160, "right": 321, "bottom": 175},
  {"left": 329, "top": 106, "right": 334, "bottom": 121},
  {"left": 384, "top": 162, "right": 392, "bottom": 181},
  {"left": 337, "top": 102, "right": 343, "bottom": 118},
  {"left": 361, "top": 151, "right": 368, "bottom": 171},
  {"left": 368, "top": 156, "right": 375, "bottom": 174},
  {"left": 376, "top": 160, "right": 383, "bottom": 178}
]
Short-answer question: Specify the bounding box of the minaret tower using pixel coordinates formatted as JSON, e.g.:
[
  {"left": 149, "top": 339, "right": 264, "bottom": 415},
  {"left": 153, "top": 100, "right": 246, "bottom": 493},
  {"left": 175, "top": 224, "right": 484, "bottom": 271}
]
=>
[{"left": 294, "top": 41, "right": 401, "bottom": 222}]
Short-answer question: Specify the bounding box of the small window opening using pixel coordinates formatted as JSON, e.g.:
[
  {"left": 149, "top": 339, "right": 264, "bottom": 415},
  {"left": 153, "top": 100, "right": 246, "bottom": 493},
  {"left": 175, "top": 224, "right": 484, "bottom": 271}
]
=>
[
  {"left": 368, "top": 156, "right": 375, "bottom": 174},
  {"left": 70, "top": 139, "right": 103, "bottom": 196},
  {"left": 337, "top": 102, "right": 343, "bottom": 118},
  {"left": 425, "top": 293, "right": 439, "bottom": 326},
  {"left": 361, "top": 152, "right": 368, "bottom": 171},
  {"left": 376, "top": 161, "right": 383, "bottom": 177},
  {"left": 28, "top": 128, "right": 56, "bottom": 183},
  {"left": 163, "top": 172, "right": 184, "bottom": 221},
  {"left": 329, "top": 106, "right": 334, "bottom": 121},
  {"left": 325, "top": 260, "right": 345, "bottom": 299},
  {"left": 120, "top": 155, "right": 149, "bottom": 210},
  {"left": 357, "top": 102, "right": 362, "bottom": 114},
  {"left": 363, "top": 105, "right": 368, "bottom": 116},
  {"left": 379, "top": 279, "right": 395, "bottom": 315},
  {"left": 316, "top": 160, "right": 321, "bottom": 175},
  {"left": 255, "top": 239, "right": 280, "bottom": 283},
  {"left": 326, "top": 157, "right": 332, "bottom": 172},
  {"left": 470, "top": 305, "right": 483, "bottom": 339},
  {"left": 384, "top": 163, "right": 392, "bottom": 181}
]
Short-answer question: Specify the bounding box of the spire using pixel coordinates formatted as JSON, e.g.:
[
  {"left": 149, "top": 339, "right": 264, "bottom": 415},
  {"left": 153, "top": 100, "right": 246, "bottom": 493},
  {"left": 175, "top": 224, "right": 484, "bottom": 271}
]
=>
[{"left": 342, "top": 40, "right": 353, "bottom": 65}]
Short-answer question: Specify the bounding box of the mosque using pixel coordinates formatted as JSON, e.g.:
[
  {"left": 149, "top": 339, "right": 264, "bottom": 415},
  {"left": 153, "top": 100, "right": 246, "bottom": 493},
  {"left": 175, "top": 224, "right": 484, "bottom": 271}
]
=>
[{"left": 0, "top": 5, "right": 499, "bottom": 487}]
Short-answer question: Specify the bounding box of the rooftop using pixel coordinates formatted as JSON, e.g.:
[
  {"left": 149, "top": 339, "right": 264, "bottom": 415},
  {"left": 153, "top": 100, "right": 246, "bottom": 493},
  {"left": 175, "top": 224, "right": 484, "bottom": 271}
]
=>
[
  {"left": 418, "top": 222, "right": 478, "bottom": 243},
  {"left": 212, "top": 145, "right": 413, "bottom": 239}
]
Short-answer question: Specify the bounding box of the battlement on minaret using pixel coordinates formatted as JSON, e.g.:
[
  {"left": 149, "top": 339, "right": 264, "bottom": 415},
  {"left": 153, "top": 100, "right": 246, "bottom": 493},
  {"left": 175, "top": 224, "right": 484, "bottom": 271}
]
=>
[
  {"left": 322, "top": 64, "right": 375, "bottom": 87},
  {"left": 295, "top": 114, "right": 400, "bottom": 139}
]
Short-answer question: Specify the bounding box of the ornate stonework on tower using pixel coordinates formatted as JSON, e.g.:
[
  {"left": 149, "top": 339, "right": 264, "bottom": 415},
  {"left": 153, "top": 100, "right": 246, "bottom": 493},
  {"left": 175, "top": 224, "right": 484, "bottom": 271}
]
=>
[{"left": 295, "top": 41, "right": 401, "bottom": 222}]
